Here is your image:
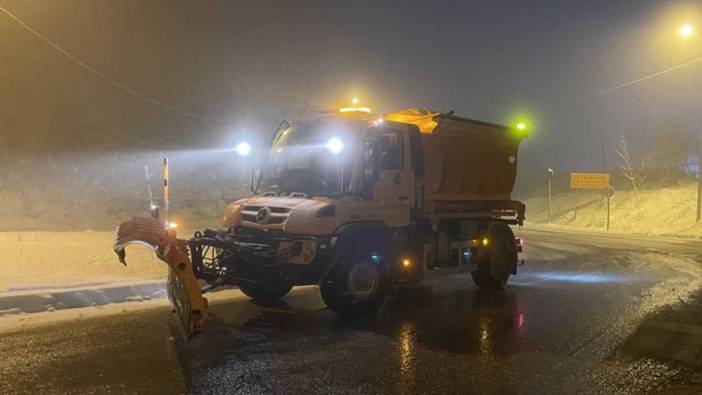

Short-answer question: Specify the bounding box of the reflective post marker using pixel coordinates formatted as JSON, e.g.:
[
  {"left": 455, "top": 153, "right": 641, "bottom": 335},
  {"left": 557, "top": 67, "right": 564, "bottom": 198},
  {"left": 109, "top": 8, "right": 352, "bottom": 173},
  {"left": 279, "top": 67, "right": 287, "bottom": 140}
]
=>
[{"left": 163, "top": 157, "right": 169, "bottom": 230}]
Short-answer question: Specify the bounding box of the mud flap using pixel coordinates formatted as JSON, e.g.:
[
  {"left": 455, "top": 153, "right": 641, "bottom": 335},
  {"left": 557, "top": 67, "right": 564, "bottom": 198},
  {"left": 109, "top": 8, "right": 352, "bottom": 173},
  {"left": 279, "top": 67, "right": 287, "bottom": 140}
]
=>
[{"left": 113, "top": 217, "right": 208, "bottom": 337}]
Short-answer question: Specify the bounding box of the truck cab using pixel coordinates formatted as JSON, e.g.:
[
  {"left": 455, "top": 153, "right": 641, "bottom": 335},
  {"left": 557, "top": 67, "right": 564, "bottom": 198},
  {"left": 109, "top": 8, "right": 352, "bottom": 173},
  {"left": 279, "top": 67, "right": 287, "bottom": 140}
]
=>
[{"left": 222, "top": 110, "right": 420, "bottom": 235}]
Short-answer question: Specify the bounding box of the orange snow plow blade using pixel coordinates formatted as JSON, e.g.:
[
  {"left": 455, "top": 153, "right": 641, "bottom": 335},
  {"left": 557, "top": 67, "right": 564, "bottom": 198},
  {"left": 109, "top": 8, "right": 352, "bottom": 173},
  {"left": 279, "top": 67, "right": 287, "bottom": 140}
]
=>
[{"left": 113, "top": 216, "right": 208, "bottom": 337}]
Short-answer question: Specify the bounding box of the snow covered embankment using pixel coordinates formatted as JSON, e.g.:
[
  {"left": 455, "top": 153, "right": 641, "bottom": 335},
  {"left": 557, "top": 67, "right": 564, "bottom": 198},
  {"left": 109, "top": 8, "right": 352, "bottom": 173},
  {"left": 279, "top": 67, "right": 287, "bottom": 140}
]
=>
[
  {"left": 523, "top": 183, "right": 702, "bottom": 238},
  {"left": 0, "top": 231, "right": 168, "bottom": 315}
]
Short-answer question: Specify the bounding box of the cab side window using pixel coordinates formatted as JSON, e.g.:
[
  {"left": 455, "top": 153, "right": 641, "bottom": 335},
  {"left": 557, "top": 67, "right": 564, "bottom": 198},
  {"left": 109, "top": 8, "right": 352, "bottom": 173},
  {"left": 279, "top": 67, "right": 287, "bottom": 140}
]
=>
[{"left": 378, "top": 131, "right": 403, "bottom": 170}]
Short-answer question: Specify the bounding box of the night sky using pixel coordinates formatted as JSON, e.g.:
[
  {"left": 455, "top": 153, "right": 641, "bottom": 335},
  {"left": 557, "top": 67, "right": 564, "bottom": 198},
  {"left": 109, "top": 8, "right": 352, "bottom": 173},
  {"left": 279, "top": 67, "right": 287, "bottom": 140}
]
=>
[{"left": 1, "top": 0, "right": 701, "bottom": 172}]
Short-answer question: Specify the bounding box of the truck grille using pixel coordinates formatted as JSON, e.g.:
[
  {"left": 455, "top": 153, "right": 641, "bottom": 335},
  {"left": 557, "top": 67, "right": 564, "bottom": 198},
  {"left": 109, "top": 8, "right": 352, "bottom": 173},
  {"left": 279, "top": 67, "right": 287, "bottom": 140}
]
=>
[{"left": 240, "top": 205, "right": 291, "bottom": 226}]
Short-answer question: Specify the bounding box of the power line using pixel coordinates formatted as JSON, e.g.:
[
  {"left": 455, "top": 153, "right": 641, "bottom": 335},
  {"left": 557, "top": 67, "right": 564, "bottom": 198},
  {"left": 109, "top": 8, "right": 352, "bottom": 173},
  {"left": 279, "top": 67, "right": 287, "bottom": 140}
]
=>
[
  {"left": 0, "top": 4, "right": 229, "bottom": 123},
  {"left": 599, "top": 57, "right": 702, "bottom": 94}
]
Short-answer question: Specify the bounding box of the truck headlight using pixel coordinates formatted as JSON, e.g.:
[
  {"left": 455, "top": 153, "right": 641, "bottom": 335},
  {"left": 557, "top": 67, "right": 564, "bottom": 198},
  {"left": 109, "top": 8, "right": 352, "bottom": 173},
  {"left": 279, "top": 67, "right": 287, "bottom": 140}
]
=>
[
  {"left": 327, "top": 138, "right": 344, "bottom": 154},
  {"left": 235, "top": 142, "right": 251, "bottom": 156}
]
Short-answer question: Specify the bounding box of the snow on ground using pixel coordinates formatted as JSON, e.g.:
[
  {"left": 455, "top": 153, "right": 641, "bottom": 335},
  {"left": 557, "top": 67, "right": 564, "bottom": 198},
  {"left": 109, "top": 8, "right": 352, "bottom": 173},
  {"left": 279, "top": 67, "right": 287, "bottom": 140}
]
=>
[
  {"left": 524, "top": 182, "right": 702, "bottom": 238},
  {"left": 0, "top": 230, "right": 177, "bottom": 320},
  {"left": 0, "top": 230, "right": 168, "bottom": 290}
]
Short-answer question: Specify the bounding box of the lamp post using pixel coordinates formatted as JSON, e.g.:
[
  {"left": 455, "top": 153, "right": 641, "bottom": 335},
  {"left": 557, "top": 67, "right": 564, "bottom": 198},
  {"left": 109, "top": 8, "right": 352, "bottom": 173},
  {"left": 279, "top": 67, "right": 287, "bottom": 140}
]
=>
[
  {"left": 677, "top": 23, "right": 701, "bottom": 222},
  {"left": 547, "top": 168, "right": 554, "bottom": 224},
  {"left": 698, "top": 135, "right": 702, "bottom": 222}
]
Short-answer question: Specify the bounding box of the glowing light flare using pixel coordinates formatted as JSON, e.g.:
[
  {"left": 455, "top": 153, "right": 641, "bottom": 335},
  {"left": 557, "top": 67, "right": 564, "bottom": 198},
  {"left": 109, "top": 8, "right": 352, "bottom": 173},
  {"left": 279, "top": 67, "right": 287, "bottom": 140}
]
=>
[
  {"left": 481, "top": 238, "right": 489, "bottom": 247},
  {"left": 339, "top": 106, "right": 372, "bottom": 113},
  {"left": 352, "top": 97, "right": 359, "bottom": 105},
  {"left": 398, "top": 321, "right": 415, "bottom": 383},
  {"left": 234, "top": 142, "right": 251, "bottom": 157},
  {"left": 535, "top": 272, "right": 629, "bottom": 284},
  {"left": 513, "top": 121, "right": 529, "bottom": 136},
  {"left": 327, "top": 137, "right": 344, "bottom": 154},
  {"left": 508, "top": 112, "right": 534, "bottom": 137},
  {"left": 679, "top": 23, "right": 694, "bottom": 39},
  {"left": 478, "top": 319, "right": 492, "bottom": 355},
  {"left": 402, "top": 258, "right": 411, "bottom": 268},
  {"left": 167, "top": 222, "right": 178, "bottom": 229}
]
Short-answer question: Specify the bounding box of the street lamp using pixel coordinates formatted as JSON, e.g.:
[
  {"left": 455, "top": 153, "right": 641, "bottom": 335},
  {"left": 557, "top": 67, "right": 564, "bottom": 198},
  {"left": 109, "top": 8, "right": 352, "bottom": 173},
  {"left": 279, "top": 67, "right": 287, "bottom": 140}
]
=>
[
  {"left": 677, "top": 23, "right": 702, "bottom": 221},
  {"left": 547, "top": 168, "right": 554, "bottom": 224},
  {"left": 679, "top": 23, "right": 694, "bottom": 39}
]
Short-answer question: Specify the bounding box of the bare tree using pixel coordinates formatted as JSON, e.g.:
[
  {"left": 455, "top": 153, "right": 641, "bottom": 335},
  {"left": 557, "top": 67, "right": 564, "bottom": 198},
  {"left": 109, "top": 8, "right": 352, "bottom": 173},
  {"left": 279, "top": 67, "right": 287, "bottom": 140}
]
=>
[{"left": 616, "top": 136, "right": 650, "bottom": 195}]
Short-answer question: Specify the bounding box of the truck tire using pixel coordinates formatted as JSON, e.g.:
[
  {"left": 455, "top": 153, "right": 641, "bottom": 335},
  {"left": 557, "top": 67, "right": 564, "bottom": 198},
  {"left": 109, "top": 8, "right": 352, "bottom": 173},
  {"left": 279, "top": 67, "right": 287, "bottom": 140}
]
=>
[
  {"left": 239, "top": 282, "right": 293, "bottom": 301},
  {"left": 471, "top": 222, "right": 517, "bottom": 290},
  {"left": 320, "top": 232, "right": 392, "bottom": 316}
]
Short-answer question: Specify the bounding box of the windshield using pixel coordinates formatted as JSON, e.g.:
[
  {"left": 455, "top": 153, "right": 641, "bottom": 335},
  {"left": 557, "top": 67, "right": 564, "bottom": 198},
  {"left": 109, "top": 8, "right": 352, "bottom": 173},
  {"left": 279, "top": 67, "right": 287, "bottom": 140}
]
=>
[{"left": 258, "top": 120, "right": 361, "bottom": 196}]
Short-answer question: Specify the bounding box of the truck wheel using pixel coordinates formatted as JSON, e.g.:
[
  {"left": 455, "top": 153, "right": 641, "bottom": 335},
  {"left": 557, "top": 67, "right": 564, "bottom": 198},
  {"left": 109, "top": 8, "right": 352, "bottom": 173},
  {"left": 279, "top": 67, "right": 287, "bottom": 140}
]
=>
[
  {"left": 239, "top": 282, "right": 293, "bottom": 301},
  {"left": 471, "top": 222, "right": 517, "bottom": 290},
  {"left": 320, "top": 248, "right": 391, "bottom": 317}
]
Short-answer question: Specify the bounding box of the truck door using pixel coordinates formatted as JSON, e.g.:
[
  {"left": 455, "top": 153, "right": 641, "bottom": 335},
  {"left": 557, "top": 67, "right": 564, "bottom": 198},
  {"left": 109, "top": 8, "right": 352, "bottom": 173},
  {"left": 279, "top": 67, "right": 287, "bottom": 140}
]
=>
[{"left": 355, "top": 124, "right": 414, "bottom": 226}]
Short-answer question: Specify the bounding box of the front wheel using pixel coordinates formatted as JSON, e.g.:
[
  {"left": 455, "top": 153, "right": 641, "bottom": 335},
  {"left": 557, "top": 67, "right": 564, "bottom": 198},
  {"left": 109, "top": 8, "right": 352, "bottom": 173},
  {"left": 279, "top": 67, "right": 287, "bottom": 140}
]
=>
[
  {"left": 320, "top": 254, "right": 391, "bottom": 317},
  {"left": 239, "top": 281, "right": 293, "bottom": 301}
]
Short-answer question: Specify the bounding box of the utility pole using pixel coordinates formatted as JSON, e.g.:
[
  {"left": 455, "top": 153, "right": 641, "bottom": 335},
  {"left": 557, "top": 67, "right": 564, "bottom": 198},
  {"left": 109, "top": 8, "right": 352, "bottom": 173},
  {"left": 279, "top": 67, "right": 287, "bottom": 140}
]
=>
[
  {"left": 547, "top": 168, "right": 554, "bottom": 224},
  {"left": 607, "top": 194, "right": 611, "bottom": 231},
  {"left": 697, "top": 133, "right": 701, "bottom": 222},
  {"left": 601, "top": 133, "right": 607, "bottom": 172}
]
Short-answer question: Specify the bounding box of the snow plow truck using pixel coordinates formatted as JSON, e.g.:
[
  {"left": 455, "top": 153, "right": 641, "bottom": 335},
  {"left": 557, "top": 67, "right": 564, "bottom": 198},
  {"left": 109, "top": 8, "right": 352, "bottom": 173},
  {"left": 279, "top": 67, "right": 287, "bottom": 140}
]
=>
[{"left": 113, "top": 107, "right": 527, "bottom": 337}]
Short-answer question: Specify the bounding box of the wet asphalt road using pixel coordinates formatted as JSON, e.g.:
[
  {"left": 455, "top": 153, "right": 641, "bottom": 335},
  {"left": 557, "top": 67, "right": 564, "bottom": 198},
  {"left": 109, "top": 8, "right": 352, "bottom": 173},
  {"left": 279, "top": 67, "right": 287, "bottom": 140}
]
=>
[{"left": 1, "top": 227, "right": 702, "bottom": 394}]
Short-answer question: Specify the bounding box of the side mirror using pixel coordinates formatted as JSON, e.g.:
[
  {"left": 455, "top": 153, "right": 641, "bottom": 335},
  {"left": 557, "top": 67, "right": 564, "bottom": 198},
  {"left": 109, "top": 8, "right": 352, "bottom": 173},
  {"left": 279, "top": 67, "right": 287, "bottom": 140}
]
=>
[
  {"left": 360, "top": 138, "right": 380, "bottom": 200},
  {"left": 249, "top": 167, "right": 257, "bottom": 193},
  {"left": 250, "top": 149, "right": 266, "bottom": 193}
]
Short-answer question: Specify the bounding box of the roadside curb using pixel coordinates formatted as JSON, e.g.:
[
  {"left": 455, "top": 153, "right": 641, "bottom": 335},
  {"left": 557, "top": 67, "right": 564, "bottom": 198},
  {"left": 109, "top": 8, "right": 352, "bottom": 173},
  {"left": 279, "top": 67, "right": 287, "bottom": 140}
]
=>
[{"left": 524, "top": 222, "right": 702, "bottom": 243}]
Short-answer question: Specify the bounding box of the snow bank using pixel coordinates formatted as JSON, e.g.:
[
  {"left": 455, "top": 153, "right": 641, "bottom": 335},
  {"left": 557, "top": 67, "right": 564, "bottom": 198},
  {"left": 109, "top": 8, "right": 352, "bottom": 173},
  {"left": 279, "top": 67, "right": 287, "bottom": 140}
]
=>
[
  {"left": 0, "top": 231, "right": 168, "bottom": 289},
  {"left": 0, "top": 280, "right": 166, "bottom": 315},
  {"left": 524, "top": 183, "right": 702, "bottom": 238}
]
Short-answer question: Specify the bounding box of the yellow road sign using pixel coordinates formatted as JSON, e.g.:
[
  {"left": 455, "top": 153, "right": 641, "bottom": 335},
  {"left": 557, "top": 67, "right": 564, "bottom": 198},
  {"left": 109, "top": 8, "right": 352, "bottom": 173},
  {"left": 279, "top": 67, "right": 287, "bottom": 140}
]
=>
[{"left": 570, "top": 172, "right": 610, "bottom": 189}]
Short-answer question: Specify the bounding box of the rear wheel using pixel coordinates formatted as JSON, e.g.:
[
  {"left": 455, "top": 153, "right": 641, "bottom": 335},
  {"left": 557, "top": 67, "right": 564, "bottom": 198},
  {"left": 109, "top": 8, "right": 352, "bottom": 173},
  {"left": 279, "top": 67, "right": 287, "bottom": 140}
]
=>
[
  {"left": 239, "top": 281, "right": 293, "bottom": 301},
  {"left": 471, "top": 222, "right": 517, "bottom": 290}
]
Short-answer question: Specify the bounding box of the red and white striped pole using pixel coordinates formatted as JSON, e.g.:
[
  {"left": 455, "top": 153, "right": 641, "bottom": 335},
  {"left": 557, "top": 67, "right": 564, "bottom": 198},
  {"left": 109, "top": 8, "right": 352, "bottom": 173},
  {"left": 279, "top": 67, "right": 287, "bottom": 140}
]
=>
[{"left": 162, "top": 157, "right": 169, "bottom": 230}]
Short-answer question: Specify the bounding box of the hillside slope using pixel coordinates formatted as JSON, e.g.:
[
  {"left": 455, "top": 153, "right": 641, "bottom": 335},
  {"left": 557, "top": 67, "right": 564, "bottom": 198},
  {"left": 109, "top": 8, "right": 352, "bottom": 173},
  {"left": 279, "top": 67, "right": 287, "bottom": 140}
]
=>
[{"left": 524, "top": 182, "right": 702, "bottom": 238}]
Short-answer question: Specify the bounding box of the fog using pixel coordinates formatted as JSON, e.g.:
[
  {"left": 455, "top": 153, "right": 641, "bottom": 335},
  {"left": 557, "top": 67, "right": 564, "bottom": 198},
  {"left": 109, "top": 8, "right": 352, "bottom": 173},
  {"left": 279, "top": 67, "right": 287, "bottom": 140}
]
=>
[{"left": 1, "top": 0, "right": 701, "bottom": 229}]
